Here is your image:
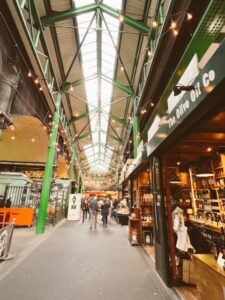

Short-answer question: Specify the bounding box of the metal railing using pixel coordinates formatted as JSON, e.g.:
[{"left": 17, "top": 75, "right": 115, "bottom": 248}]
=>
[{"left": 0, "top": 220, "right": 16, "bottom": 261}]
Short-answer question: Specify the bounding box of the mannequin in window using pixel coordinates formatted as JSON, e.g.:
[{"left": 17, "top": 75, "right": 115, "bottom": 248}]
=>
[{"left": 172, "top": 206, "right": 194, "bottom": 252}]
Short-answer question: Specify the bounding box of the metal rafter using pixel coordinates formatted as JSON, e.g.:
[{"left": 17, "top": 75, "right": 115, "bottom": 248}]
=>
[
  {"left": 41, "top": 3, "right": 98, "bottom": 25},
  {"left": 41, "top": 3, "right": 150, "bottom": 34},
  {"left": 62, "top": 11, "right": 97, "bottom": 86},
  {"left": 63, "top": 73, "right": 134, "bottom": 95}
]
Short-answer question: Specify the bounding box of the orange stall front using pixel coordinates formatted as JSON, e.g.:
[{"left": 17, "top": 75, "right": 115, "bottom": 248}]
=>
[{"left": 0, "top": 208, "right": 35, "bottom": 227}]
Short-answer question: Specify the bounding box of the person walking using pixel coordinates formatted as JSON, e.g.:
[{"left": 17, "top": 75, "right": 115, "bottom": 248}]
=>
[
  {"left": 101, "top": 199, "right": 110, "bottom": 228},
  {"left": 89, "top": 197, "right": 98, "bottom": 230},
  {"left": 81, "top": 198, "right": 89, "bottom": 223}
]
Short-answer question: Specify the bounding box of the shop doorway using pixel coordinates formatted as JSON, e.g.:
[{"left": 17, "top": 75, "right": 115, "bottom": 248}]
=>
[{"left": 151, "top": 157, "right": 171, "bottom": 286}]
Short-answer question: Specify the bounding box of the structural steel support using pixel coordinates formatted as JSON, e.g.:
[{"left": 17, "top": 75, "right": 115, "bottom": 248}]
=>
[
  {"left": 41, "top": 3, "right": 150, "bottom": 34},
  {"left": 64, "top": 74, "right": 134, "bottom": 95},
  {"left": 101, "top": 108, "right": 128, "bottom": 126},
  {"left": 36, "top": 94, "right": 61, "bottom": 234},
  {"left": 69, "top": 151, "right": 75, "bottom": 180},
  {"left": 41, "top": 3, "right": 98, "bottom": 25},
  {"left": 133, "top": 97, "right": 140, "bottom": 158},
  {"left": 70, "top": 108, "right": 98, "bottom": 122}
]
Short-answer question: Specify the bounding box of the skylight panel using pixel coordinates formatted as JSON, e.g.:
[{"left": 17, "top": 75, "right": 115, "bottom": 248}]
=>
[
  {"left": 92, "top": 132, "right": 98, "bottom": 144},
  {"left": 100, "top": 132, "right": 107, "bottom": 145},
  {"left": 101, "top": 114, "right": 108, "bottom": 131},
  {"left": 103, "top": 0, "right": 122, "bottom": 11},
  {"left": 75, "top": 0, "right": 95, "bottom": 8},
  {"left": 76, "top": 1, "right": 122, "bottom": 172}
]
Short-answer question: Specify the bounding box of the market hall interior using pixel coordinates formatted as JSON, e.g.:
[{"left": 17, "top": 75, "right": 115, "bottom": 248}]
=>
[{"left": 1, "top": 0, "right": 225, "bottom": 300}]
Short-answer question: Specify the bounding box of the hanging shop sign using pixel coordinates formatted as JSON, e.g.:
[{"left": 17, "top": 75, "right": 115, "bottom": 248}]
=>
[
  {"left": 67, "top": 193, "right": 82, "bottom": 221},
  {"left": 147, "top": 39, "right": 225, "bottom": 157},
  {"left": 147, "top": 115, "right": 161, "bottom": 142},
  {"left": 167, "top": 54, "right": 199, "bottom": 114}
]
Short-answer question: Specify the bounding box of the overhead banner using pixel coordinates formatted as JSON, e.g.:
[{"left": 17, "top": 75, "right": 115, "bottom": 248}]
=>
[{"left": 67, "top": 193, "right": 82, "bottom": 221}]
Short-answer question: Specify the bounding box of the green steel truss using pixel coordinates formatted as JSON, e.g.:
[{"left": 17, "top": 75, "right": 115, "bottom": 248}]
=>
[
  {"left": 41, "top": 2, "right": 150, "bottom": 34},
  {"left": 13, "top": 1, "right": 82, "bottom": 191}
]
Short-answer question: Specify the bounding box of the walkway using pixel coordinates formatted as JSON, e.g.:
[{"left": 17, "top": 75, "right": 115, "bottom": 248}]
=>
[{"left": 0, "top": 219, "right": 179, "bottom": 300}]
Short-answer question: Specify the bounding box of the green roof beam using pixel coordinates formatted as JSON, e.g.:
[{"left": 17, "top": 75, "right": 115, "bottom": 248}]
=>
[
  {"left": 101, "top": 108, "right": 128, "bottom": 126},
  {"left": 70, "top": 108, "right": 98, "bottom": 122},
  {"left": 62, "top": 75, "right": 97, "bottom": 91},
  {"left": 100, "top": 3, "right": 150, "bottom": 34},
  {"left": 41, "top": 3, "right": 98, "bottom": 25},
  {"left": 101, "top": 74, "right": 133, "bottom": 95}
]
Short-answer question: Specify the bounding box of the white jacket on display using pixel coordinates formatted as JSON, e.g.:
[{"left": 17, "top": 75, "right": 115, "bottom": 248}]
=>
[{"left": 172, "top": 207, "right": 194, "bottom": 252}]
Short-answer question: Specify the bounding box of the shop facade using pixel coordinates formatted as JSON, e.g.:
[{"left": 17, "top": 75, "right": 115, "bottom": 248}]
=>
[{"left": 146, "top": 34, "right": 225, "bottom": 296}]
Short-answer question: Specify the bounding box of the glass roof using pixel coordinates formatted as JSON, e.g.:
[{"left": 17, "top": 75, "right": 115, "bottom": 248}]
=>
[{"left": 76, "top": 0, "right": 123, "bottom": 172}]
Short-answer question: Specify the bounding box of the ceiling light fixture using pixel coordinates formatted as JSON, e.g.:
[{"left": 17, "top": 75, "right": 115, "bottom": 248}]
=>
[
  {"left": 173, "top": 85, "right": 194, "bottom": 96},
  {"left": 152, "top": 20, "right": 158, "bottom": 28},
  {"left": 170, "top": 21, "right": 176, "bottom": 29},
  {"left": 187, "top": 13, "right": 193, "bottom": 21},
  {"left": 119, "top": 15, "right": 124, "bottom": 22}
]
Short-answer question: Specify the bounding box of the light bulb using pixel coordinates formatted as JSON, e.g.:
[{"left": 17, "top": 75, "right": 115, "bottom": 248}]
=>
[
  {"left": 119, "top": 15, "right": 124, "bottom": 22},
  {"left": 34, "top": 78, "right": 39, "bottom": 84},
  {"left": 150, "top": 102, "right": 154, "bottom": 107},
  {"left": 173, "top": 30, "right": 178, "bottom": 36},
  {"left": 152, "top": 20, "right": 158, "bottom": 28},
  {"left": 120, "top": 66, "right": 124, "bottom": 72},
  {"left": 187, "top": 13, "right": 193, "bottom": 20},
  {"left": 39, "top": 86, "right": 43, "bottom": 91},
  {"left": 28, "top": 72, "right": 32, "bottom": 77},
  {"left": 11, "top": 136, "right": 15, "bottom": 140},
  {"left": 31, "top": 138, "right": 35, "bottom": 142},
  {"left": 171, "top": 21, "right": 176, "bottom": 29},
  {"left": 147, "top": 50, "right": 151, "bottom": 57}
]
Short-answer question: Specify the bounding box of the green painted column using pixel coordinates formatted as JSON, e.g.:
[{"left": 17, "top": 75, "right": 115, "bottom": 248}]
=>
[
  {"left": 69, "top": 152, "right": 75, "bottom": 181},
  {"left": 77, "top": 172, "right": 81, "bottom": 193},
  {"left": 133, "top": 97, "right": 140, "bottom": 158},
  {"left": 36, "top": 94, "right": 61, "bottom": 234}
]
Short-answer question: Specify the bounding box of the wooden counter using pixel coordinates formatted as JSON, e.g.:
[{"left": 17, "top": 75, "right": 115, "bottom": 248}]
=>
[{"left": 193, "top": 254, "right": 225, "bottom": 300}]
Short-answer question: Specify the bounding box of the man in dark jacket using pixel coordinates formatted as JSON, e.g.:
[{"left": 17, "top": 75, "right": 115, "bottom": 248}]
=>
[{"left": 101, "top": 200, "right": 110, "bottom": 228}]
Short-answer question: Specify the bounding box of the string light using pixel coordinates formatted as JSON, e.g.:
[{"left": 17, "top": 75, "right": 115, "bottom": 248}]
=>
[
  {"left": 170, "top": 21, "right": 177, "bottom": 29},
  {"left": 28, "top": 71, "right": 32, "bottom": 77},
  {"left": 207, "top": 147, "right": 212, "bottom": 152},
  {"left": 69, "top": 83, "right": 74, "bottom": 92},
  {"left": 34, "top": 78, "right": 39, "bottom": 84},
  {"left": 11, "top": 136, "right": 15, "bottom": 140},
  {"left": 31, "top": 138, "right": 35, "bottom": 142},
  {"left": 147, "top": 50, "right": 152, "bottom": 57},
  {"left": 119, "top": 15, "right": 124, "bottom": 22},
  {"left": 151, "top": 20, "right": 158, "bottom": 28},
  {"left": 173, "top": 29, "right": 178, "bottom": 36},
  {"left": 39, "top": 86, "right": 43, "bottom": 91},
  {"left": 187, "top": 13, "right": 193, "bottom": 20},
  {"left": 177, "top": 161, "right": 180, "bottom": 166},
  {"left": 120, "top": 66, "right": 124, "bottom": 72},
  {"left": 150, "top": 102, "right": 154, "bottom": 107},
  {"left": 75, "top": 112, "right": 79, "bottom": 117}
]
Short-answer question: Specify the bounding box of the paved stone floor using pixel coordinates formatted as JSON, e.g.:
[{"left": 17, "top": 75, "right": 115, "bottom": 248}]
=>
[{"left": 0, "top": 218, "right": 180, "bottom": 300}]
